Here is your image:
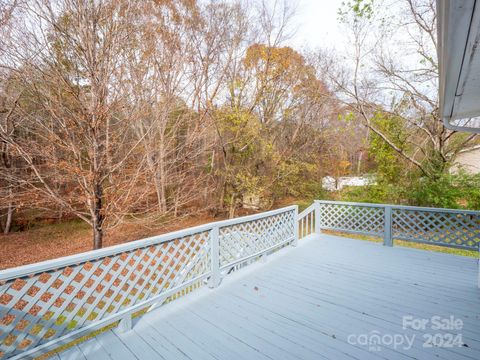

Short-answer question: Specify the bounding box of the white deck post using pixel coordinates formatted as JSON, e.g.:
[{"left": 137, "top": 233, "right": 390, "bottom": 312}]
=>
[
  {"left": 293, "top": 206, "right": 299, "bottom": 246},
  {"left": 384, "top": 206, "right": 393, "bottom": 246},
  {"left": 314, "top": 201, "right": 321, "bottom": 235},
  {"left": 117, "top": 314, "right": 132, "bottom": 332},
  {"left": 209, "top": 225, "right": 221, "bottom": 288}
]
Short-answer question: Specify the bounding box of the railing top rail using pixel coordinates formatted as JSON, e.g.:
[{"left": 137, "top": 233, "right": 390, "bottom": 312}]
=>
[
  {"left": 298, "top": 203, "right": 315, "bottom": 219},
  {"left": 390, "top": 204, "right": 480, "bottom": 215},
  {"left": 217, "top": 205, "right": 297, "bottom": 228},
  {"left": 0, "top": 205, "right": 297, "bottom": 282},
  {"left": 315, "top": 200, "right": 480, "bottom": 215}
]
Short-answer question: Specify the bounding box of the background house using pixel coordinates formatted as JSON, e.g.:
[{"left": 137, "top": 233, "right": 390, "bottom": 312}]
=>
[
  {"left": 450, "top": 145, "right": 480, "bottom": 174},
  {"left": 322, "top": 175, "right": 377, "bottom": 191}
]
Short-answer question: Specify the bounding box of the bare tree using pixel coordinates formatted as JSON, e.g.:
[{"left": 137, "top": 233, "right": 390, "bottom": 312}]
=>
[
  {"left": 0, "top": 0, "right": 145, "bottom": 247},
  {"left": 0, "top": 0, "right": 22, "bottom": 234},
  {"left": 322, "top": 0, "right": 478, "bottom": 179},
  {"left": 0, "top": 0, "right": 357, "bottom": 245}
]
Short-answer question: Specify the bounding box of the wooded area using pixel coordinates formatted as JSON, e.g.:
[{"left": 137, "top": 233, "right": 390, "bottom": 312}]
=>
[{"left": 0, "top": 0, "right": 478, "bottom": 252}]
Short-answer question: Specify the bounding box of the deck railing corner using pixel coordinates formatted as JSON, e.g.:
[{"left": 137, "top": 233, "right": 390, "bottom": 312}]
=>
[
  {"left": 0, "top": 206, "right": 297, "bottom": 360},
  {"left": 311, "top": 200, "right": 479, "bottom": 252}
]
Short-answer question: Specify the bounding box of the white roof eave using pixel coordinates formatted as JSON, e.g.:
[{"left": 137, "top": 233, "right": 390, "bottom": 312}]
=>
[{"left": 437, "top": 0, "right": 480, "bottom": 133}]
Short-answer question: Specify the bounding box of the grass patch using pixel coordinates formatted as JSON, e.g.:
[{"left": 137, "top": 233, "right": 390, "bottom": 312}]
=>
[
  {"left": 324, "top": 230, "right": 477, "bottom": 258},
  {"left": 34, "top": 322, "right": 117, "bottom": 360},
  {"left": 33, "top": 283, "right": 202, "bottom": 359},
  {"left": 35, "top": 308, "right": 150, "bottom": 359}
]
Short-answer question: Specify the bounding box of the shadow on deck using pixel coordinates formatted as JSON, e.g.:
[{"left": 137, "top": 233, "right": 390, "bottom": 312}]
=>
[{"left": 54, "top": 234, "right": 480, "bottom": 360}]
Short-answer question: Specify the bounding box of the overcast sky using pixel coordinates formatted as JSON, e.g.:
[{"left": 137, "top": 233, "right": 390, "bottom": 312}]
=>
[{"left": 290, "top": 0, "right": 346, "bottom": 50}]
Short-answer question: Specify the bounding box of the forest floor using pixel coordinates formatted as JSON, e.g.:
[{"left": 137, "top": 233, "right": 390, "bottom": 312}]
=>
[
  {"left": 325, "top": 230, "right": 477, "bottom": 258},
  {"left": 1, "top": 199, "right": 476, "bottom": 270},
  {"left": 0, "top": 212, "right": 224, "bottom": 270},
  {"left": 0, "top": 198, "right": 303, "bottom": 270}
]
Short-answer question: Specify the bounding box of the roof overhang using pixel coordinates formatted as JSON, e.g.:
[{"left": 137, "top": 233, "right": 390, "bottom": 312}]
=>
[{"left": 437, "top": 0, "right": 480, "bottom": 133}]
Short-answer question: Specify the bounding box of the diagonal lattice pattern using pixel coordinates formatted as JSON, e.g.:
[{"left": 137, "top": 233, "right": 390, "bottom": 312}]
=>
[
  {"left": 0, "top": 206, "right": 297, "bottom": 359},
  {"left": 0, "top": 231, "right": 210, "bottom": 359},
  {"left": 393, "top": 209, "right": 480, "bottom": 250},
  {"left": 219, "top": 211, "right": 295, "bottom": 268},
  {"left": 317, "top": 203, "right": 385, "bottom": 236}
]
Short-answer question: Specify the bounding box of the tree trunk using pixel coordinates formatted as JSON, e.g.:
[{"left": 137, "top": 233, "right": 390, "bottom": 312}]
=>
[
  {"left": 149, "top": 149, "right": 167, "bottom": 214},
  {"left": 93, "top": 225, "right": 103, "bottom": 250},
  {"left": 357, "top": 151, "right": 363, "bottom": 175},
  {"left": 174, "top": 188, "right": 180, "bottom": 217},
  {"left": 154, "top": 169, "right": 167, "bottom": 213},
  {"left": 218, "top": 176, "right": 226, "bottom": 210},
  {"left": 4, "top": 204, "right": 13, "bottom": 234},
  {"left": 3, "top": 187, "right": 13, "bottom": 234},
  {"left": 228, "top": 193, "right": 236, "bottom": 219},
  {"left": 157, "top": 140, "right": 167, "bottom": 213},
  {"left": 93, "top": 182, "right": 104, "bottom": 249}
]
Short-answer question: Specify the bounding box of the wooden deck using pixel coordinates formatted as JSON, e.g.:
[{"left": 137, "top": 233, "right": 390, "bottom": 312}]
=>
[{"left": 53, "top": 234, "right": 480, "bottom": 360}]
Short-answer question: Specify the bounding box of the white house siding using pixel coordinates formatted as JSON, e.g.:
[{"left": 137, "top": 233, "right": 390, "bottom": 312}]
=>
[
  {"left": 451, "top": 147, "right": 480, "bottom": 174},
  {"left": 322, "top": 176, "right": 376, "bottom": 191}
]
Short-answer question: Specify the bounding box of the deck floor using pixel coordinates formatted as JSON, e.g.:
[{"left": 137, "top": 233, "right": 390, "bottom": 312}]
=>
[{"left": 54, "top": 234, "right": 480, "bottom": 360}]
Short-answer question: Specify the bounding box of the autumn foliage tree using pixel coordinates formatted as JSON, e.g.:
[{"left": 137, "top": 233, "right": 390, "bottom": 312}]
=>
[
  {"left": 0, "top": 0, "right": 369, "bottom": 247},
  {"left": 209, "top": 42, "right": 338, "bottom": 216},
  {"left": 0, "top": 0, "right": 334, "bottom": 245}
]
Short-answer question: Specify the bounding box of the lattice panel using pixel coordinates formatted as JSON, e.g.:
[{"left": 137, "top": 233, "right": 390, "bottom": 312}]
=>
[
  {"left": 219, "top": 210, "right": 295, "bottom": 268},
  {"left": 0, "top": 231, "right": 210, "bottom": 359},
  {"left": 393, "top": 209, "right": 480, "bottom": 250},
  {"left": 317, "top": 203, "right": 385, "bottom": 235}
]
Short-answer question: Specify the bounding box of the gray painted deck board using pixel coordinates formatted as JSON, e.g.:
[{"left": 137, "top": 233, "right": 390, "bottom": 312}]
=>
[
  {"left": 58, "top": 345, "right": 86, "bottom": 360},
  {"left": 77, "top": 337, "right": 112, "bottom": 360},
  {"left": 96, "top": 330, "right": 139, "bottom": 360},
  {"left": 112, "top": 328, "right": 167, "bottom": 360},
  {"left": 57, "top": 234, "right": 480, "bottom": 360}
]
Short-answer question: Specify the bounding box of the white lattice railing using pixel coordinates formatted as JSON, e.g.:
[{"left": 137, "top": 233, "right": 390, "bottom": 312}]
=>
[
  {"left": 0, "top": 206, "right": 297, "bottom": 360},
  {"left": 312, "top": 200, "right": 480, "bottom": 251},
  {"left": 1, "top": 200, "right": 477, "bottom": 359}
]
